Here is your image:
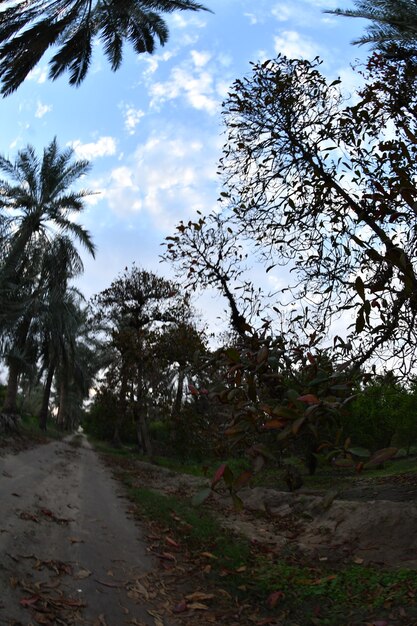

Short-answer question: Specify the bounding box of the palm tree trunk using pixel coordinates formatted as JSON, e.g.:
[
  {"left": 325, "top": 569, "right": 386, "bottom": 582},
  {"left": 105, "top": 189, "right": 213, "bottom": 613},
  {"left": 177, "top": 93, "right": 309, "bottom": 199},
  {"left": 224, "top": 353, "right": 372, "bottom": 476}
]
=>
[
  {"left": 135, "top": 404, "right": 152, "bottom": 456},
  {"left": 57, "top": 379, "right": 68, "bottom": 430},
  {"left": 2, "top": 315, "right": 32, "bottom": 414},
  {"left": 112, "top": 370, "right": 128, "bottom": 446},
  {"left": 171, "top": 367, "right": 185, "bottom": 418},
  {"left": 38, "top": 363, "right": 55, "bottom": 431},
  {"left": 2, "top": 360, "right": 20, "bottom": 414}
]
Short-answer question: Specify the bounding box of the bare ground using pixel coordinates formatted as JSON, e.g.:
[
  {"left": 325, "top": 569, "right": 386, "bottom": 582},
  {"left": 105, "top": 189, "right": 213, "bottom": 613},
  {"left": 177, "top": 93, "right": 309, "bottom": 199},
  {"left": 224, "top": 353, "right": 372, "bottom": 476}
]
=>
[
  {"left": 118, "top": 457, "right": 417, "bottom": 569},
  {"left": 2, "top": 435, "right": 417, "bottom": 626},
  {"left": 0, "top": 436, "right": 176, "bottom": 626}
]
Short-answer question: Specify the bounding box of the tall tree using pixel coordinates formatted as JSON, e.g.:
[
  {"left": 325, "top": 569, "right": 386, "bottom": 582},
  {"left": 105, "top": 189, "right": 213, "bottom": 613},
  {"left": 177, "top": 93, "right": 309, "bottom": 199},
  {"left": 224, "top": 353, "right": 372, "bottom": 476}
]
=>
[
  {"left": 0, "top": 0, "right": 210, "bottom": 96},
  {"left": 167, "top": 53, "right": 417, "bottom": 374},
  {"left": 37, "top": 267, "right": 86, "bottom": 432},
  {"left": 92, "top": 265, "right": 192, "bottom": 451},
  {"left": 0, "top": 139, "right": 95, "bottom": 416},
  {"left": 326, "top": 0, "right": 417, "bottom": 52}
]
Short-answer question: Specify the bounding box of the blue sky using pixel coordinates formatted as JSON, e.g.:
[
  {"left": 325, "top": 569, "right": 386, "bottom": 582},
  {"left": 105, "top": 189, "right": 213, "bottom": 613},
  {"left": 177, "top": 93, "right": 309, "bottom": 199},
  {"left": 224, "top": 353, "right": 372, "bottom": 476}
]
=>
[{"left": 0, "top": 0, "right": 369, "bottom": 330}]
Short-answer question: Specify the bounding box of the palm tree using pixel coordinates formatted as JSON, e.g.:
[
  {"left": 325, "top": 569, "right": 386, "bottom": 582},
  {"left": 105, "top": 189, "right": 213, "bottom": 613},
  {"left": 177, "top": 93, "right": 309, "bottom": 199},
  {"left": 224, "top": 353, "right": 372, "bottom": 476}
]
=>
[
  {"left": 0, "top": 139, "right": 95, "bottom": 417},
  {"left": 35, "top": 238, "right": 86, "bottom": 430},
  {"left": 326, "top": 0, "right": 417, "bottom": 51},
  {"left": 0, "top": 0, "right": 210, "bottom": 96},
  {"left": 0, "top": 138, "right": 95, "bottom": 286}
]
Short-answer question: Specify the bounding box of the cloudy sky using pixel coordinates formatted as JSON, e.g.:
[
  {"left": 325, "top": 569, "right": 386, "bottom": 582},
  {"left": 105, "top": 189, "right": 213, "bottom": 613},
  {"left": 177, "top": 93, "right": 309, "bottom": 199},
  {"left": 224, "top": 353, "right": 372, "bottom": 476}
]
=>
[{"left": 0, "top": 0, "right": 368, "bottom": 330}]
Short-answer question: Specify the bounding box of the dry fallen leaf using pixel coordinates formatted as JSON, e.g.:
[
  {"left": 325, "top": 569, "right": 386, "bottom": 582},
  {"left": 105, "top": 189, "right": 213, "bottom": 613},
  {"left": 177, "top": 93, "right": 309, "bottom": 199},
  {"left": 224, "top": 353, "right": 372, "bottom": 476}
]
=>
[
  {"left": 200, "top": 551, "right": 217, "bottom": 559},
  {"left": 146, "top": 609, "right": 164, "bottom": 626},
  {"left": 68, "top": 537, "right": 84, "bottom": 544},
  {"left": 187, "top": 602, "right": 209, "bottom": 610},
  {"left": 95, "top": 579, "right": 122, "bottom": 588},
  {"left": 129, "top": 581, "right": 149, "bottom": 599},
  {"left": 33, "top": 612, "right": 55, "bottom": 624},
  {"left": 185, "top": 592, "right": 214, "bottom": 602},
  {"left": 75, "top": 569, "right": 92, "bottom": 580}
]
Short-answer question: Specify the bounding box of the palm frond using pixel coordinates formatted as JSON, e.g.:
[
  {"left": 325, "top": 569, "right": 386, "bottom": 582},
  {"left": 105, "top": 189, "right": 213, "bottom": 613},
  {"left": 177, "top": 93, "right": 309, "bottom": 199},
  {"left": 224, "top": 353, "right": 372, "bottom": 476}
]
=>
[{"left": 0, "top": 0, "right": 210, "bottom": 93}]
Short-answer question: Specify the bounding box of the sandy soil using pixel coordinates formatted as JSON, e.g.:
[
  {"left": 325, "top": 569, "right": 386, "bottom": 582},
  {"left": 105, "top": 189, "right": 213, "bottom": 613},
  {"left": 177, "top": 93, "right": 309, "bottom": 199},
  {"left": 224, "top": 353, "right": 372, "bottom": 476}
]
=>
[
  {"left": 122, "top": 459, "right": 417, "bottom": 569},
  {"left": 0, "top": 436, "right": 174, "bottom": 626}
]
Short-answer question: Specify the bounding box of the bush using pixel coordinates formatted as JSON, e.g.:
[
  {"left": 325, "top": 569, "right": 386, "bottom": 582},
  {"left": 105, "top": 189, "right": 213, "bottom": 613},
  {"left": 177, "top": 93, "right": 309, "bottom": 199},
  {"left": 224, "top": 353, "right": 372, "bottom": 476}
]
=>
[{"left": 344, "top": 378, "right": 417, "bottom": 453}]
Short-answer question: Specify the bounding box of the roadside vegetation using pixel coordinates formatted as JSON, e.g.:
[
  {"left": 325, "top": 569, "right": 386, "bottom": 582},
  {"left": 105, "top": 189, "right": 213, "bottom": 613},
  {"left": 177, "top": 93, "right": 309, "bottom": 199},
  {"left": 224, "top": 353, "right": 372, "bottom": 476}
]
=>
[{"left": 97, "top": 442, "right": 417, "bottom": 626}]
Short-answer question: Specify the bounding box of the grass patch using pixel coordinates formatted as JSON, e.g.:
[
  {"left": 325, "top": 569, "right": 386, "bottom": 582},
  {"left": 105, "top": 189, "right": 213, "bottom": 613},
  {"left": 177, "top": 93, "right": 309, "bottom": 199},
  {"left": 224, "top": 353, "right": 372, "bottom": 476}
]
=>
[
  {"left": 98, "top": 446, "right": 417, "bottom": 625},
  {"left": 126, "top": 482, "right": 250, "bottom": 571},
  {"left": 254, "top": 559, "right": 417, "bottom": 614},
  {"left": 20, "top": 414, "right": 64, "bottom": 440},
  {"left": 118, "top": 469, "right": 417, "bottom": 625},
  {"left": 88, "top": 439, "right": 136, "bottom": 457}
]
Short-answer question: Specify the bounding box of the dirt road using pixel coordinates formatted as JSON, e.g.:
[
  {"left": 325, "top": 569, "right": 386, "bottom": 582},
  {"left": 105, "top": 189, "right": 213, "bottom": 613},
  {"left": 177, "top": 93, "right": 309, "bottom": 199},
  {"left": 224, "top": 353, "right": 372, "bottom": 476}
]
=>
[{"left": 0, "top": 435, "right": 170, "bottom": 626}]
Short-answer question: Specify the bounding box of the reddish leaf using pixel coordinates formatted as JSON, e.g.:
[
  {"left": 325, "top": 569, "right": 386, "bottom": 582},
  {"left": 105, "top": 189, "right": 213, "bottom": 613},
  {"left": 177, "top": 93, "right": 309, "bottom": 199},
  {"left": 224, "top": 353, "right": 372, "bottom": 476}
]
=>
[
  {"left": 212, "top": 463, "right": 227, "bottom": 487},
  {"left": 20, "top": 595, "right": 40, "bottom": 607},
  {"left": 297, "top": 394, "right": 320, "bottom": 405},
  {"left": 188, "top": 384, "right": 199, "bottom": 396},
  {"left": 364, "top": 447, "right": 398, "bottom": 469},
  {"left": 234, "top": 470, "right": 253, "bottom": 490},
  {"left": 307, "top": 352, "right": 316, "bottom": 365},
  {"left": 262, "top": 419, "right": 287, "bottom": 430},
  {"left": 266, "top": 591, "right": 285, "bottom": 608},
  {"left": 95, "top": 580, "right": 123, "bottom": 588}
]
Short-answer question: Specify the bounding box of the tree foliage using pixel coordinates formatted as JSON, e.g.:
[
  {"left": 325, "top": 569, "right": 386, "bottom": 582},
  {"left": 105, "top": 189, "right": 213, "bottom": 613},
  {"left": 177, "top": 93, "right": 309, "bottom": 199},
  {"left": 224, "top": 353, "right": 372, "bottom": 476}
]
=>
[
  {"left": 0, "top": 0, "right": 210, "bottom": 96},
  {"left": 326, "top": 0, "right": 417, "bottom": 53},
  {"left": 0, "top": 139, "right": 96, "bottom": 428},
  {"left": 90, "top": 264, "right": 203, "bottom": 452},
  {"left": 212, "top": 53, "right": 417, "bottom": 372},
  {"left": 163, "top": 51, "right": 417, "bottom": 483}
]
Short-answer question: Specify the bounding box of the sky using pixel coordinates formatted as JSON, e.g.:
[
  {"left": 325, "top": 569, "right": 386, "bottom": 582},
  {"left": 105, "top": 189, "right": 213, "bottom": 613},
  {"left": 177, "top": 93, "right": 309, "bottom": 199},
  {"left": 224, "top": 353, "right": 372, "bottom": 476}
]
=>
[{"left": 0, "top": 0, "right": 369, "bottom": 333}]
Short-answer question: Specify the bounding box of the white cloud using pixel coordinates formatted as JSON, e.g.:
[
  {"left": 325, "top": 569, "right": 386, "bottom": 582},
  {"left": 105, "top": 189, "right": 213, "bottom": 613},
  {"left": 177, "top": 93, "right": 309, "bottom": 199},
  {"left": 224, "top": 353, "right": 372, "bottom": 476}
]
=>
[
  {"left": 105, "top": 166, "right": 142, "bottom": 214},
  {"left": 169, "top": 13, "right": 207, "bottom": 30},
  {"left": 69, "top": 136, "right": 117, "bottom": 160},
  {"left": 120, "top": 104, "right": 145, "bottom": 135},
  {"left": 96, "top": 126, "right": 220, "bottom": 231},
  {"left": 27, "top": 65, "right": 48, "bottom": 84},
  {"left": 274, "top": 30, "right": 322, "bottom": 59},
  {"left": 149, "top": 50, "right": 229, "bottom": 115},
  {"left": 35, "top": 101, "right": 52, "bottom": 118},
  {"left": 244, "top": 12, "right": 259, "bottom": 25},
  {"left": 191, "top": 50, "right": 211, "bottom": 67},
  {"left": 271, "top": 4, "right": 294, "bottom": 22},
  {"left": 137, "top": 50, "right": 176, "bottom": 77}
]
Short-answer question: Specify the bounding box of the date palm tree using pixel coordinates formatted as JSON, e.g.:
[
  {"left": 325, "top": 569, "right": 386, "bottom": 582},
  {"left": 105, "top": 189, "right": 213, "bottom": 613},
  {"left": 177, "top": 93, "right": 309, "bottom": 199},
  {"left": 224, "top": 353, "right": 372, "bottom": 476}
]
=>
[
  {"left": 0, "top": 139, "right": 95, "bottom": 417},
  {"left": 326, "top": 0, "right": 417, "bottom": 51},
  {"left": 0, "top": 137, "right": 95, "bottom": 286},
  {"left": 35, "top": 237, "right": 85, "bottom": 430},
  {"left": 0, "top": 0, "right": 210, "bottom": 96}
]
